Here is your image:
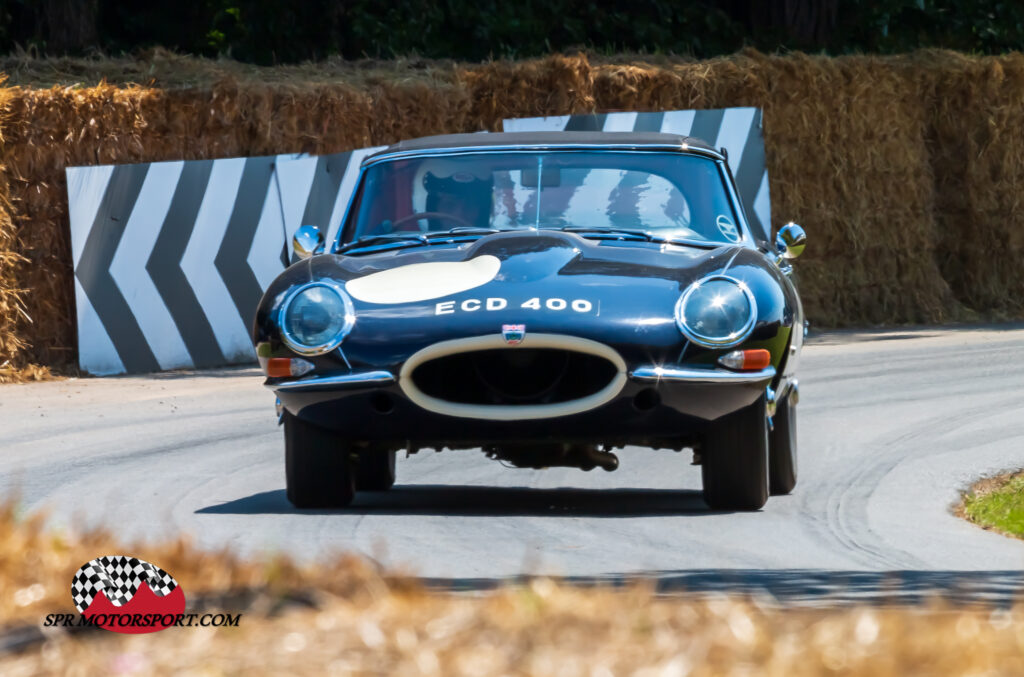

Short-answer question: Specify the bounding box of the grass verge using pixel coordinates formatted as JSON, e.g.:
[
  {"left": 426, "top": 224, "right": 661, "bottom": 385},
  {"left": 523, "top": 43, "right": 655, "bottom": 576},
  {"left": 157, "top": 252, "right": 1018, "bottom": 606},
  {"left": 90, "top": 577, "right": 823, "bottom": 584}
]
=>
[{"left": 962, "top": 471, "right": 1024, "bottom": 539}]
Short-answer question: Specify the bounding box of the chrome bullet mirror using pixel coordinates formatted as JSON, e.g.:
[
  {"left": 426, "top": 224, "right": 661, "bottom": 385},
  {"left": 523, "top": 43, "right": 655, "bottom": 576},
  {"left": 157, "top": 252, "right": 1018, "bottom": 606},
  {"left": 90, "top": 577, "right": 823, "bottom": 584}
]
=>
[
  {"left": 293, "top": 225, "right": 325, "bottom": 260},
  {"left": 776, "top": 222, "right": 807, "bottom": 260}
]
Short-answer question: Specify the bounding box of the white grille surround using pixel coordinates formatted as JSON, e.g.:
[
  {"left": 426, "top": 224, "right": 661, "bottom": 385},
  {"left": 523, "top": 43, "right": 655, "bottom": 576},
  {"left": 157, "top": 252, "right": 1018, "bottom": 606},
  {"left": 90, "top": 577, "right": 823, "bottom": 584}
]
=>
[{"left": 398, "top": 333, "right": 627, "bottom": 421}]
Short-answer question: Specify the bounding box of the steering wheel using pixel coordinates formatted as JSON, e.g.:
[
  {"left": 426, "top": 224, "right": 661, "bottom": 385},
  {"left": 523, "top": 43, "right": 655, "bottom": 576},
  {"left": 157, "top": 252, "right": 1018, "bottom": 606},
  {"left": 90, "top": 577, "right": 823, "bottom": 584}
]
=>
[{"left": 389, "top": 211, "right": 473, "bottom": 231}]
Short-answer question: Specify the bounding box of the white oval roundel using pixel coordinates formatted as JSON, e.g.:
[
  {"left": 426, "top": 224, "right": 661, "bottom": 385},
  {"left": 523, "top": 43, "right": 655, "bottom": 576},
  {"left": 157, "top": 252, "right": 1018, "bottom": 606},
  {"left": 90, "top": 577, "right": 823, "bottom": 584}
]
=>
[{"left": 346, "top": 255, "right": 501, "bottom": 304}]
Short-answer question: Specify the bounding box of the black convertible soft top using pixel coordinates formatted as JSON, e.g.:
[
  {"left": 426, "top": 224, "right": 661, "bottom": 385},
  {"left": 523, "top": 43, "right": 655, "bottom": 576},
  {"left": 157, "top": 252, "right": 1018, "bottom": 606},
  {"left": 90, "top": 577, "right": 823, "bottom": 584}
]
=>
[{"left": 367, "top": 131, "right": 720, "bottom": 162}]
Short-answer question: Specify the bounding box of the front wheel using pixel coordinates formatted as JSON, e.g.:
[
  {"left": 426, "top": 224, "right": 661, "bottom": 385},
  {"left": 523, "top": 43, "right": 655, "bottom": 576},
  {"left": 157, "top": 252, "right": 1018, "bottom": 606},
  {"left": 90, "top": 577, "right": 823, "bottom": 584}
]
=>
[
  {"left": 769, "top": 393, "right": 798, "bottom": 495},
  {"left": 284, "top": 411, "right": 356, "bottom": 509},
  {"left": 701, "top": 393, "right": 770, "bottom": 511}
]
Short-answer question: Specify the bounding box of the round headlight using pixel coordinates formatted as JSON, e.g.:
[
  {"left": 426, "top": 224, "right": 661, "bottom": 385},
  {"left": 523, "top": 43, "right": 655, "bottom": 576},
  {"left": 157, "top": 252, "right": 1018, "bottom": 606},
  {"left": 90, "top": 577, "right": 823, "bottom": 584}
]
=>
[
  {"left": 279, "top": 281, "right": 355, "bottom": 355},
  {"left": 675, "top": 276, "right": 756, "bottom": 348}
]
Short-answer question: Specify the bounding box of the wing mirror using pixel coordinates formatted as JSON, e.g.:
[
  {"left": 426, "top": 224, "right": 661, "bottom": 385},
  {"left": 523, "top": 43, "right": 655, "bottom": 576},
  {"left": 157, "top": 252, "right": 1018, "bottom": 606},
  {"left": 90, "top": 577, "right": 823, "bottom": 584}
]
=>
[
  {"left": 293, "top": 225, "right": 325, "bottom": 260},
  {"left": 776, "top": 222, "right": 807, "bottom": 260}
]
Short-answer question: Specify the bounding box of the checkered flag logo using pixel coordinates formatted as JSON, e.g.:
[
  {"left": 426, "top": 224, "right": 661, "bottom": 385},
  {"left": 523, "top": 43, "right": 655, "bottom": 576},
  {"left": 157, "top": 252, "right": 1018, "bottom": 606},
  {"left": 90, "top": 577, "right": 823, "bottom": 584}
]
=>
[{"left": 71, "top": 556, "right": 179, "bottom": 613}]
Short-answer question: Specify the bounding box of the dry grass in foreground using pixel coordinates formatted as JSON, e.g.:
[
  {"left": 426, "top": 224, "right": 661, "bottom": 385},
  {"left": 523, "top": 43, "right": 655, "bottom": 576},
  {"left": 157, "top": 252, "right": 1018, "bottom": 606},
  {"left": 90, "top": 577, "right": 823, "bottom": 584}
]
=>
[
  {"left": 0, "top": 364, "right": 57, "bottom": 384},
  {"left": 4, "top": 500, "right": 1024, "bottom": 676}
]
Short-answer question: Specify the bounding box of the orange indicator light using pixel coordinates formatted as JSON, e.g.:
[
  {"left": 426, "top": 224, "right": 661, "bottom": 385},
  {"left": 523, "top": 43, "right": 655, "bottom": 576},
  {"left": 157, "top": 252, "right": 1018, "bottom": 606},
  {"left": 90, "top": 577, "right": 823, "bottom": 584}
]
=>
[
  {"left": 718, "top": 349, "right": 771, "bottom": 371},
  {"left": 265, "top": 358, "right": 293, "bottom": 378},
  {"left": 741, "top": 349, "right": 771, "bottom": 370}
]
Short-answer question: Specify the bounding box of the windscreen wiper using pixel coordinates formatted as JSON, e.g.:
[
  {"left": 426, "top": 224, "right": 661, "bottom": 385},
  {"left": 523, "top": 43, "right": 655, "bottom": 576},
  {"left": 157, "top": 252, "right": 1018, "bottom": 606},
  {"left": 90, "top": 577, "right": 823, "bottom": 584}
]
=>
[
  {"left": 559, "top": 226, "right": 720, "bottom": 250},
  {"left": 336, "top": 233, "right": 427, "bottom": 255},
  {"left": 647, "top": 233, "right": 720, "bottom": 249},
  {"left": 337, "top": 228, "right": 502, "bottom": 256},
  {"left": 559, "top": 226, "right": 651, "bottom": 241},
  {"left": 422, "top": 227, "right": 501, "bottom": 240}
]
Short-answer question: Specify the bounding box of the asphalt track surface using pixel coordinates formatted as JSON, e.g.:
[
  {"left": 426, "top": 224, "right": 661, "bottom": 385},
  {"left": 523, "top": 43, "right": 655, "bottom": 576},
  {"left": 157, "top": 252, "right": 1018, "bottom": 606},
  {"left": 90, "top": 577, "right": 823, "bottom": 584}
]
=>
[{"left": 3, "top": 326, "right": 1024, "bottom": 605}]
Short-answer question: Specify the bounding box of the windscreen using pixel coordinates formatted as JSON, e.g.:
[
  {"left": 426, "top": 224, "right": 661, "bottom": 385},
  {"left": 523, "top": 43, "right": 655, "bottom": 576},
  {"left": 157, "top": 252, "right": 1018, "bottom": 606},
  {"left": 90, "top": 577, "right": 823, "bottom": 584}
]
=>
[{"left": 345, "top": 151, "right": 744, "bottom": 245}]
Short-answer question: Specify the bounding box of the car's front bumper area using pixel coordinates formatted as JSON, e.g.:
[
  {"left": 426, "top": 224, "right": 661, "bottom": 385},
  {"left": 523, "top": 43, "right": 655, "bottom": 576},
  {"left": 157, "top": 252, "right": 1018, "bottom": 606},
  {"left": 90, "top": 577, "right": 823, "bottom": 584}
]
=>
[{"left": 268, "top": 364, "right": 775, "bottom": 448}]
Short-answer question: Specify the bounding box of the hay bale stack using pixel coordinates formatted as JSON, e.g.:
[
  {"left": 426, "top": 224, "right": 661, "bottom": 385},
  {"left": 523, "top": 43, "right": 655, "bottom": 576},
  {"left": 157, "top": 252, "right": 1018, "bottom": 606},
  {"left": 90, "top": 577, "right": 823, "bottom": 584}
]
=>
[
  {"left": 2, "top": 85, "right": 161, "bottom": 373},
  {"left": 368, "top": 79, "right": 472, "bottom": 143},
  {"left": 0, "top": 84, "right": 28, "bottom": 382},
  {"left": 750, "top": 53, "right": 957, "bottom": 326},
  {"left": 1, "top": 51, "right": 1022, "bottom": 377},
  {"left": 199, "top": 79, "right": 377, "bottom": 156},
  {"left": 918, "top": 51, "right": 1024, "bottom": 318},
  {"left": 462, "top": 54, "right": 596, "bottom": 129}
]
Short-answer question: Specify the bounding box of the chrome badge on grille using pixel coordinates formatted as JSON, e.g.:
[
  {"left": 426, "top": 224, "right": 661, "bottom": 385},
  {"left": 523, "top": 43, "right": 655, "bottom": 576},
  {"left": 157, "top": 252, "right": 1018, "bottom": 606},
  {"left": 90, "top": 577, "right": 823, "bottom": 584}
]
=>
[{"left": 501, "top": 324, "right": 526, "bottom": 345}]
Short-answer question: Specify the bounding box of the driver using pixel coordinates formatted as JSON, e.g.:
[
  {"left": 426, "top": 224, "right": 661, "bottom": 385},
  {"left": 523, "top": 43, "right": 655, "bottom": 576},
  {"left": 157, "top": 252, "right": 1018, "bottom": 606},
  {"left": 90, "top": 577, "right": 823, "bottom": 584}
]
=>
[{"left": 420, "top": 169, "right": 494, "bottom": 231}]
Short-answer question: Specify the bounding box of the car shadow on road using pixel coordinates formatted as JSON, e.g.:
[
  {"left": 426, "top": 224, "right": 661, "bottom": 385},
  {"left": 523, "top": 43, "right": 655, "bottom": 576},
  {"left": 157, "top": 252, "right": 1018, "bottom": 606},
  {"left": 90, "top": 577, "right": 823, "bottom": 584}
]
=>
[{"left": 196, "top": 484, "right": 729, "bottom": 517}]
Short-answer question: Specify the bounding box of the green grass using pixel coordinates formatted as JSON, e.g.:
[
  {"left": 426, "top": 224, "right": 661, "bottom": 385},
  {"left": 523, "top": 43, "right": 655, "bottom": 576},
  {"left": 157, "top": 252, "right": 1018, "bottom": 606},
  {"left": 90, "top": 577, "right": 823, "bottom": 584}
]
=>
[{"left": 963, "top": 473, "right": 1024, "bottom": 538}]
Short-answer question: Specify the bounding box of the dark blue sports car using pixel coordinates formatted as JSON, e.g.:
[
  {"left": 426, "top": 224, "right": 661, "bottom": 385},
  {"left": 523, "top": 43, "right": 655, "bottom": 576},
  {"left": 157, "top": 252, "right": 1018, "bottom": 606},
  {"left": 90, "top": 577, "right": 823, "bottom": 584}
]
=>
[{"left": 252, "top": 131, "right": 807, "bottom": 510}]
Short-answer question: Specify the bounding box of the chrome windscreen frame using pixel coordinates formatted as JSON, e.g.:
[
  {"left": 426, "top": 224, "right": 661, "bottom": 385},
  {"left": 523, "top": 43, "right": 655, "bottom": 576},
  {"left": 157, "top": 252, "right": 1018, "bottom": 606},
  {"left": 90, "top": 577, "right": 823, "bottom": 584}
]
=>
[{"left": 334, "top": 146, "right": 755, "bottom": 252}]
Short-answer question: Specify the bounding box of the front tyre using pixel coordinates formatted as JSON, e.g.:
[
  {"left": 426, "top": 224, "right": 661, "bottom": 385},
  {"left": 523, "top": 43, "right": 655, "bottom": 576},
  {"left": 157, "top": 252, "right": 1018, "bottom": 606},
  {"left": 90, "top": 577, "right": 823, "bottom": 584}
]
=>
[
  {"left": 284, "top": 411, "right": 356, "bottom": 509},
  {"left": 355, "top": 449, "right": 397, "bottom": 491},
  {"left": 701, "top": 393, "right": 770, "bottom": 511},
  {"left": 769, "top": 393, "right": 798, "bottom": 495}
]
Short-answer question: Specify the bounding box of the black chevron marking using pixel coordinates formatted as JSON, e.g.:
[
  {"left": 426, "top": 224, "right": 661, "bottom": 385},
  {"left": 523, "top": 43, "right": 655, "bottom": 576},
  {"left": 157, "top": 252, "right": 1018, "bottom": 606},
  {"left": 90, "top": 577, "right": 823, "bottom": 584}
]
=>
[
  {"left": 215, "top": 156, "right": 275, "bottom": 332},
  {"left": 687, "top": 109, "right": 725, "bottom": 148},
  {"left": 565, "top": 113, "right": 608, "bottom": 131},
  {"left": 632, "top": 112, "right": 665, "bottom": 132},
  {"left": 734, "top": 109, "right": 770, "bottom": 242},
  {"left": 146, "top": 160, "right": 227, "bottom": 368},
  {"left": 75, "top": 164, "right": 160, "bottom": 373}
]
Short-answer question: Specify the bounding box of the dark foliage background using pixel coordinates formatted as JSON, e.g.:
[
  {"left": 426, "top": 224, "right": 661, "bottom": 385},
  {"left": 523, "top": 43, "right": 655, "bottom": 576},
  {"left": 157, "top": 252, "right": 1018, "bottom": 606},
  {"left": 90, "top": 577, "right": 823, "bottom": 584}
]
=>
[{"left": 1, "top": 1, "right": 1023, "bottom": 64}]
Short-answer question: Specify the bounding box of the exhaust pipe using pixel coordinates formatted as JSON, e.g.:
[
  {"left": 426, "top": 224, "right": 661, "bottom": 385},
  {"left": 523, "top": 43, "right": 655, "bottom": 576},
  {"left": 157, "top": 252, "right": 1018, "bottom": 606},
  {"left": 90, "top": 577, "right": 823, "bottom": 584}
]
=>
[
  {"left": 575, "top": 445, "right": 619, "bottom": 471},
  {"left": 484, "top": 443, "right": 619, "bottom": 472}
]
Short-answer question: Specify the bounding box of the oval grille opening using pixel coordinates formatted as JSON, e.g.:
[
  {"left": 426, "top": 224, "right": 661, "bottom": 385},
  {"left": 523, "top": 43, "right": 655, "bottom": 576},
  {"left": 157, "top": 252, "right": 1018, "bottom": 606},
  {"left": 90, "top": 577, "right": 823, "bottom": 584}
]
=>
[{"left": 411, "top": 348, "right": 618, "bottom": 406}]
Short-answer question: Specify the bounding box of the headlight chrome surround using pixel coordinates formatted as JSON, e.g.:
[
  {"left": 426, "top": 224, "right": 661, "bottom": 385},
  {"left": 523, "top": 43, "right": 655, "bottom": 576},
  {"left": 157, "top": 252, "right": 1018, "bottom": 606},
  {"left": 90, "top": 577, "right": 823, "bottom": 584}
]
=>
[
  {"left": 675, "top": 275, "right": 757, "bottom": 348},
  {"left": 278, "top": 280, "right": 356, "bottom": 356}
]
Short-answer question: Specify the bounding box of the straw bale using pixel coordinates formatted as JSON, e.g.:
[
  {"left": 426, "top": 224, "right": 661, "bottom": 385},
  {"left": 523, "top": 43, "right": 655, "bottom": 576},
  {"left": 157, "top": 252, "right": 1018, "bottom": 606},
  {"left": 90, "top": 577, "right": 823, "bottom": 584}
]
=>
[
  {"left": 198, "top": 78, "right": 375, "bottom": 156},
  {"left": 0, "top": 84, "right": 170, "bottom": 374},
  {"left": 916, "top": 51, "right": 1024, "bottom": 318},
  {"left": 749, "top": 53, "right": 959, "bottom": 326},
  {"left": 367, "top": 80, "right": 472, "bottom": 144},
  {"left": 460, "top": 53, "right": 596, "bottom": 129},
  {"left": 0, "top": 162, "right": 26, "bottom": 376}
]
